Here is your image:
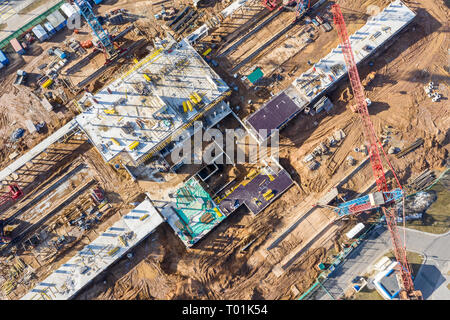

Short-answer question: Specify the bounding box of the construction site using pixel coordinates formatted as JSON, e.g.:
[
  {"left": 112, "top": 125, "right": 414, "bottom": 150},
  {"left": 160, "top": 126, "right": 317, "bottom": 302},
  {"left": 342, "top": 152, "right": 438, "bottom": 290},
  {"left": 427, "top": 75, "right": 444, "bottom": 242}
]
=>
[{"left": 0, "top": 0, "right": 447, "bottom": 301}]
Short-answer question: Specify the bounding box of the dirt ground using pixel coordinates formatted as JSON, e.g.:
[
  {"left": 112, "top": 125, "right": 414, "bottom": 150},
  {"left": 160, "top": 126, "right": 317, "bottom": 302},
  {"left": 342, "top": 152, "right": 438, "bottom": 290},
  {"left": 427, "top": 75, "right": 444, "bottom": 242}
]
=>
[{"left": 73, "top": 0, "right": 450, "bottom": 301}]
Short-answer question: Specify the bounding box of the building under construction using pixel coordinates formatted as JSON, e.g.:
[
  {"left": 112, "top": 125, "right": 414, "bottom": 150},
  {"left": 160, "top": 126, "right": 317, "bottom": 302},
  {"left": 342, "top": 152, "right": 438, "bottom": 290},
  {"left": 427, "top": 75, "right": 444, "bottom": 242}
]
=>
[
  {"left": 246, "top": 0, "right": 416, "bottom": 142},
  {"left": 76, "top": 36, "right": 232, "bottom": 165}
]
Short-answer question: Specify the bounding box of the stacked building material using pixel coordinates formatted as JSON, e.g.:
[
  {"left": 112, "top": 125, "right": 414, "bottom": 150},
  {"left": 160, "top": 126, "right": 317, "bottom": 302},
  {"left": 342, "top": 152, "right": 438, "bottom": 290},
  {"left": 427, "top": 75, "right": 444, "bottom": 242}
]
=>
[
  {"left": 395, "top": 138, "right": 424, "bottom": 158},
  {"left": 409, "top": 169, "right": 436, "bottom": 190}
]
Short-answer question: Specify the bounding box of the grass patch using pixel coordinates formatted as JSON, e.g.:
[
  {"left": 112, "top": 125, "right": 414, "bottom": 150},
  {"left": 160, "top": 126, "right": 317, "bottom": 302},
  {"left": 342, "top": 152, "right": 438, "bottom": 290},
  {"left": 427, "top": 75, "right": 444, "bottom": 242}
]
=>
[
  {"left": 18, "top": 0, "right": 50, "bottom": 16},
  {"left": 386, "top": 251, "right": 424, "bottom": 276},
  {"left": 353, "top": 286, "right": 383, "bottom": 300},
  {"left": 406, "top": 172, "right": 450, "bottom": 234}
]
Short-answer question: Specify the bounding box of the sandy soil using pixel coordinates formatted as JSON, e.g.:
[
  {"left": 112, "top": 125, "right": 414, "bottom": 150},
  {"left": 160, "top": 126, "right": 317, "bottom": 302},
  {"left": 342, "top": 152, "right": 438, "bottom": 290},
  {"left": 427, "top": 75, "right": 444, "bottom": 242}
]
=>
[
  {"left": 71, "top": 0, "right": 450, "bottom": 301},
  {"left": 0, "top": 0, "right": 446, "bottom": 300}
]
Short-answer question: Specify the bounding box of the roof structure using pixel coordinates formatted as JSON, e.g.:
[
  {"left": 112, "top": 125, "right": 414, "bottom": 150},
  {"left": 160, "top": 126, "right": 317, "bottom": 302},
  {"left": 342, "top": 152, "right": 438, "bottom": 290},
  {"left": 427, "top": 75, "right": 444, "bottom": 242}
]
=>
[
  {"left": 290, "top": 0, "right": 415, "bottom": 104},
  {"left": 215, "top": 164, "right": 293, "bottom": 215},
  {"left": 76, "top": 37, "right": 230, "bottom": 164},
  {"left": 21, "top": 198, "right": 164, "bottom": 300},
  {"left": 374, "top": 261, "right": 402, "bottom": 300},
  {"left": 245, "top": 90, "right": 307, "bottom": 141},
  {"left": 160, "top": 176, "right": 227, "bottom": 247}
]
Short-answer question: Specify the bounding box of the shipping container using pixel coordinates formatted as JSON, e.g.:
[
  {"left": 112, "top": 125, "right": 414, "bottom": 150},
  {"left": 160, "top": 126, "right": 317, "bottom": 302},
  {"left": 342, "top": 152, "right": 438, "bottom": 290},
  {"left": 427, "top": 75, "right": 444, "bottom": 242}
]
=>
[
  {"left": 10, "top": 38, "right": 25, "bottom": 55},
  {"left": 32, "top": 24, "right": 49, "bottom": 42},
  {"left": 47, "top": 10, "right": 67, "bottom": 31},
  {"left": 0, "top": 50, "right": 9, "bottom": 68}
]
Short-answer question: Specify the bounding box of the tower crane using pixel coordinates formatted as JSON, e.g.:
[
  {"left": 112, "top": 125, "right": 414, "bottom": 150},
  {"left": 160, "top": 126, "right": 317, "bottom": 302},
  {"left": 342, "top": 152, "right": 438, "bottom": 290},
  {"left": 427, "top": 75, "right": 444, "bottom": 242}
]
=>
[
  {"left": 327, "top": 4, "right": 422, "bottom": 300},
  {"left": 71, "top": 0, "right": 121, "bottom": 64}
]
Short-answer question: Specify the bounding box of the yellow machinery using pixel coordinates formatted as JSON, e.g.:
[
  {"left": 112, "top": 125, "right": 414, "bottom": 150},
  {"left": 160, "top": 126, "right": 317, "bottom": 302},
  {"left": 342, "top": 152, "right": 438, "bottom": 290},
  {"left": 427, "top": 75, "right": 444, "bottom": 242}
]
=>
[
  {"left": 104, "top": 109, "right": 116, "bottom": 115},
  {"left": 143, "top": 74, "right": 151, "bottom": 82},
  {"left": 42, "top": 79, "right": 53, "bottom": 89},
  {"left": 110, "top": 138, "right": 120, "bottom": 146},
  {"left": 253, "top": 197, "right": 262, "bottom": 206},
  {"left": 182, "top": 101, "right": 188, "bottom": 113},
  {"left": 202, "top": 48, "right": 212, "bottom": 56},
  {"left": 108, "top": 246, "right": 120, "bottom": 256},
  {"left": 263, "top": 189, "right": 274, "bottom": 201},
  {"left": 213, "top": 207, "right": 222, "bottom": 218},
  {"left": 190, "top": 94, "right": 198, "bottom": 104},
  {"left": 186, "top": 100, "right": 193, "bottom": 112},
  {"left": 128, "top": 141, "right": 140, "bottom": 150},
  {"left": 193, "top": 92, "right": 202, "bottom": 103}
]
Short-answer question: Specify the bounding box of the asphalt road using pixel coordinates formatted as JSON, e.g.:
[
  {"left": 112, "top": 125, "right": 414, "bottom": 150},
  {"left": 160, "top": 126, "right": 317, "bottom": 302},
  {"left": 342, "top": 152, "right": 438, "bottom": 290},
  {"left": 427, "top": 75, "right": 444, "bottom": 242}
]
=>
[{"left": 315, "top": 225, "right": 449, "bottom": 300}]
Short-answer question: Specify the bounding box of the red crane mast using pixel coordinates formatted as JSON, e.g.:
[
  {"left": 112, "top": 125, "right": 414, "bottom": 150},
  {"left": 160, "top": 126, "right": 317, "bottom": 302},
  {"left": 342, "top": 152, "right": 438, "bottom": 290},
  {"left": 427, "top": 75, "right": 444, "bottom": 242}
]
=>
[{"left": 331, "top": 4, "right": 418, "bottom": 298}]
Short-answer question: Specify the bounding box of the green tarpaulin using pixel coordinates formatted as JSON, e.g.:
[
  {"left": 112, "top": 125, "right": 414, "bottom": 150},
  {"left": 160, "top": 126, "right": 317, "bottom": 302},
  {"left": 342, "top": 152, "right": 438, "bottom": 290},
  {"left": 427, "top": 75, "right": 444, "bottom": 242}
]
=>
[{"left": 247, "top": 67, "right": 263, "bottom": 84}]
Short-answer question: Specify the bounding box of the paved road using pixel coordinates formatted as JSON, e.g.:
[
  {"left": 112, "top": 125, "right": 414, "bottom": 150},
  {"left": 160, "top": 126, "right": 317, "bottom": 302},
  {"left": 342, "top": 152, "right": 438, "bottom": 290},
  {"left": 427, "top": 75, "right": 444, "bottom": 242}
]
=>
[
  {"left": 404, "top": 228, "right": 450, "bottom": 300},
  {"left": 315, "top": 225, "right": 449, "bottom": 300}
]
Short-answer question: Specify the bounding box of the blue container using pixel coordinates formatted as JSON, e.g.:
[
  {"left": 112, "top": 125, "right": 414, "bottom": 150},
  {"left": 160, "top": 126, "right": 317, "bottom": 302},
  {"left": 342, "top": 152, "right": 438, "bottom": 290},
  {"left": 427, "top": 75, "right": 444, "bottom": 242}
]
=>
[
  {"left": 94, "top": 0, "right": 103, "bottom": 4},
  {"left": 44, "top": 22, "right": 57, "bottom": 36},
  {"left": 0, "top": 50, "right": 9, "bottom": 68}
]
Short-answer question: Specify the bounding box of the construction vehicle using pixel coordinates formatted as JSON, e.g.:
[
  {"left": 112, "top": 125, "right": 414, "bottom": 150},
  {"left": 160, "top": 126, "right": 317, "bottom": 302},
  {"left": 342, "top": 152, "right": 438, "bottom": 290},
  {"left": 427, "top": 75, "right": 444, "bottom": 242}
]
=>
[
  {"left": 0, "top": 220, "right": 12, "bottom": 245},
  {"left": 324, "top": 4, "right": 422, "bottom": 300},
  {"left": 284, "top": 0, "right": 310, "bottom": 20},
  {"left": 14, "top": 70, "right": 27, "bottom": 86},
  {"left": 362, "top": 71, "right": 376, "bottom": 87},
  {"left": 91, "top": 186, "right": 106, "bottom": 205},
  {"left": 261, "top": 0, "right": 280, "bottom": 11},
  {"left": 0, "top": 184, "right": 23, "bottom": 207},
  {"left": 0, "top": 184, "right": 23, "bottom": 244}
]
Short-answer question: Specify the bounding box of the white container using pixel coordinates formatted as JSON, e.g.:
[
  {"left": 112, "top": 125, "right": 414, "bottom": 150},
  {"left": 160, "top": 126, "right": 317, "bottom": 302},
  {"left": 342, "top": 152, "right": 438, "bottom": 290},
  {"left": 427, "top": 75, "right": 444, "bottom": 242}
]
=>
[
  {"left": 47, "top": 10, "right": 67, "bottom": 30},
  {"left": 61, "top": 3, "right": 81, "bottom": 27},
  {"left": 32, "top": 24, "right": 49, "bottom": 42},
  {"left": 345, "top": 222, "right": 365, "bottom": 239}
]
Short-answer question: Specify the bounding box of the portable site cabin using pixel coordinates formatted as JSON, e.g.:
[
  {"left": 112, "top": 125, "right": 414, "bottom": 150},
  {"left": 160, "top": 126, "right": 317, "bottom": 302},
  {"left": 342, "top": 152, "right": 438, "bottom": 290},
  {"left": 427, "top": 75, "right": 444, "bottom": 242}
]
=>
[
  {"left": 32, "top": 24, "right": 49, "bottom": 42},
  {"left": 44, "top": 22, "right": 57, "bottom": 37},
  {"left": 47, "top": 10, "right": 67, "bottom": 31},
  {"left": 345, "top": 223, "right": 365, "bottom": 239},
  {"left": 10, "top": 38, "right": 25, "bottom": 55},
  {"left": 0, "top": 50, "right": 9, "bottom": 69}
]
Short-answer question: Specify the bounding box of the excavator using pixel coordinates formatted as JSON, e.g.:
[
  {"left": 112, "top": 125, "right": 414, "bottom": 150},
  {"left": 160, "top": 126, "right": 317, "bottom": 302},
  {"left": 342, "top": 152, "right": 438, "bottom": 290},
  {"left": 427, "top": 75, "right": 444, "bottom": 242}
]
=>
[{"left": 0, "top": 184, "right": 23, "bottom": 245}]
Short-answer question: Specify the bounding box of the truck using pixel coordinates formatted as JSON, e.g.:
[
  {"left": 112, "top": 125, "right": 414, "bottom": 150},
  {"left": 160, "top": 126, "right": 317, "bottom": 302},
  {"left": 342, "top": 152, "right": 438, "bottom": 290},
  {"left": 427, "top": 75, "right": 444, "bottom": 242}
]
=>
[{"left": 14, "top": 70, "right": 27, "bottom": 86}]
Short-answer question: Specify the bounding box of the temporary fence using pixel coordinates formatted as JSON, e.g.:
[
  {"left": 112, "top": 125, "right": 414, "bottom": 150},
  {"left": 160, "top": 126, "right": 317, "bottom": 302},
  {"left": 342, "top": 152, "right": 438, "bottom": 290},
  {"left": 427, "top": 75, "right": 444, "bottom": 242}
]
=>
[{"left": 298, "top": 222, "right": 380, "bottom": 300}]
